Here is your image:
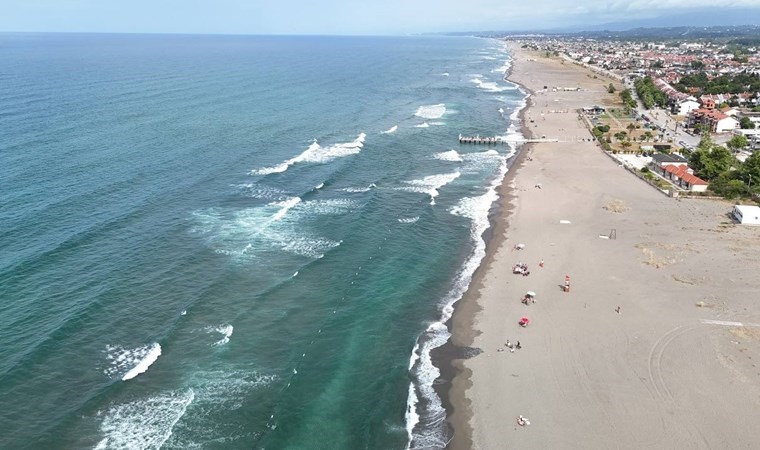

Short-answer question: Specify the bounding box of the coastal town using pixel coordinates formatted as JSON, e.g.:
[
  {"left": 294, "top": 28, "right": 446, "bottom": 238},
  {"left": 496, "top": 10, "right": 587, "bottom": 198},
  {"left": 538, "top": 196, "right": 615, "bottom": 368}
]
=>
[
  {"left": 499, "top": 29, "right": 760, "bottom": 207},
  {"left": 448, "top": 36, "right": 760, "bottom": 450}
]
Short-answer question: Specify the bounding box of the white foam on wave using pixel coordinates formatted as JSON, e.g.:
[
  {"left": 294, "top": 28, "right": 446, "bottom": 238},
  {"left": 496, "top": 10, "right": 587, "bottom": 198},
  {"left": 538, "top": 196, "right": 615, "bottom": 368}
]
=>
[
  {"left": 433, "top": 150, "right": 462, "bottom": 162},
  {"left": 252, "top": 133, "right": 366, "bottom": 175},
  {"left": 459, "top": 149, "right": 505, "bottom": 173},
  {"left": 342, "top": 183, "right": 376, "bottom": 193},
  {"left": 400, "top": 172, "right": 460, "bottom": 205},
  {"left": 148, "top": 370, "right": 277, "bottom": 447},
  {"left": 441, "top": 72, "right": 449, "bottom": 77},
  {"left": 406, "top": 156, "right": 509, "bottom": 449},
  {"left": 491, "top": 60, "right": 511, "bottom": 74},
  {"left": 95, "top": 389, "right": 195, "bottom": 450},
  {"left": 428, "top": 121, "right": 445, "bottom": 126},
  {"left": 192, "top": 200, "right": 342, "bottom": 260},
  {"left": 272, "top": 197, "right": 302, "bottom": 221},
  {"left": 206, "top": 324, "right": 234, "bottom": 346},
  {"left": 381, "top": 125, "right": 398, "bottom": 134},
  {"left": 103, "top": 343, "right": 162, "bottom": 381},
  {"left": 398, "top": 217, "right": 419, "bottom": 224},
  {"left": 414, "top": 122, "right": 429, "bottom": 128},
  {"left": 471, "top": 77, "right": 510, "bottom": 93},
  {"left": 302, "top": 198, "right": 360, "bottom": 215},
  {"left": 414, "top": 104, "right": 446, "bottom": 120}
]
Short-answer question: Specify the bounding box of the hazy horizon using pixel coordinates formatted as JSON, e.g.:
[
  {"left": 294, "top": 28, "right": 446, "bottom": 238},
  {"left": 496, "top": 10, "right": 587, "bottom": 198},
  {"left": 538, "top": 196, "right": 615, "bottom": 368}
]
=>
[{"left": 1, "top": 1, "right": 759, "bottom": 36}]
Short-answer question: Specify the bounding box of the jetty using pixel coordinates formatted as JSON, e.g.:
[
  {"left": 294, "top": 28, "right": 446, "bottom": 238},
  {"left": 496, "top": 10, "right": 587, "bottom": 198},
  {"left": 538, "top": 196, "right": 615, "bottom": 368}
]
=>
[{"left": 458, "top": 134, "right": 560, "bottom": 145}]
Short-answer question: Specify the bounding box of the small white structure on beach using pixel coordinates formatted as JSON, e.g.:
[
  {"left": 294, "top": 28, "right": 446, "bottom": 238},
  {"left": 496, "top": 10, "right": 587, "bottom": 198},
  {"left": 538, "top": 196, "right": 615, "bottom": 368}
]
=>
[{"left": 732, "top": 205, "right": 760, "bottom": 225}]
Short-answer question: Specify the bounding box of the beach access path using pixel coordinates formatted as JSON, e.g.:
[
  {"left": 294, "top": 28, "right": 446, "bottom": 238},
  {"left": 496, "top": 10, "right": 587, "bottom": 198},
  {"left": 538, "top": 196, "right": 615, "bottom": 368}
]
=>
[{"left": 447, "top": 43, "right": 760, "bottom": 449}]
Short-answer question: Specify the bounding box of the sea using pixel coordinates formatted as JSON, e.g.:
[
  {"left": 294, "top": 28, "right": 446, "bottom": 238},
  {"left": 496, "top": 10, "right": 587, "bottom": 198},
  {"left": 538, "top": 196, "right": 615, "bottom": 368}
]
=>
[{"left": 0, "top": 33, "right": 526, "bottom": 449}]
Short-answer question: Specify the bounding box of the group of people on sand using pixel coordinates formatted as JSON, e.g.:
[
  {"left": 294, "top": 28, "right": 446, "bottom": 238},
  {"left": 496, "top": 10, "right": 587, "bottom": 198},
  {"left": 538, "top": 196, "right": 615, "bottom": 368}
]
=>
[
  {"left": 497, "top": 339, "right": 522, "bottom": 353},
  {"left": 512, "top": 263, "right": 530, "bottom": 277}
]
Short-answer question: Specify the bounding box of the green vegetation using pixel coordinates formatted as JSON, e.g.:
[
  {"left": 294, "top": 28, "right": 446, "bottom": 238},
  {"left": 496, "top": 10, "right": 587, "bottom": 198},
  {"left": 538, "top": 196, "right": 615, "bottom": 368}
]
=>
[
  {"left": 687, "top": 135, "right": 760, "bottom": 198},
  {"left": 607, "top": 83, "right": 616, "bottom": 93},
  {"left": 619, "top": 89, "right": 637, "bottom": 109},
  {"left": 727, "top": 135, "right": 749, "bottom": 152},
  {"left": 634, "top": 77, "right": 668, "bottom": 109},
  {"left": 740, "top": 117, "right": 756, "bottom": 129},
  {"left": 675, "top": 72, "right": 760, "bottom": 95}
]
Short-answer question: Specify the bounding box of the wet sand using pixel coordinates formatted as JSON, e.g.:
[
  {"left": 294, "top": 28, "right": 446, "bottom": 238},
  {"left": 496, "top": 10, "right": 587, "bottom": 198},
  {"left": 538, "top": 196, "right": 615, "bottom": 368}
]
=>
[{"left": 446, "top": 42, "right": 760, "bottom": 449}]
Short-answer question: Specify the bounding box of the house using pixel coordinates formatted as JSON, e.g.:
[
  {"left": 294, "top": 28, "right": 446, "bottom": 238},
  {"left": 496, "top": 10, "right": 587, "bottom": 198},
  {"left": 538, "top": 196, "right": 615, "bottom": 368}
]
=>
[
  {"left": 733, "top": 205, "right": 760, "bottom": 225},
  {"left": 658, "top": 165, "right": 708, "bottom": 192},
  {"left": 673, "top": 99, "right": 700, "bottom": 116},
  {"left": 651, "top": 153, "right": 688, "bottom": 169},
  {"left": 688, "top": 108, "right": 739, "bottom": 133},
  {"left": 701, "top": 98, "right": 716, "bottom": 110}
]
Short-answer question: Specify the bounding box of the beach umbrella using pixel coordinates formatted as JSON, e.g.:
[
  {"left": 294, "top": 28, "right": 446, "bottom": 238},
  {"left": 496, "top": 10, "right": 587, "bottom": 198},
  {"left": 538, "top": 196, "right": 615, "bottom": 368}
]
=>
[
  {"left": 526, "top": 291, "right": 536, "bottom": 297},
  {"left": 515, "top": 243, "right": 526, "bottom": 249},
  {"left": 519, "top": 317, "right": 530, "bottom": 326}
]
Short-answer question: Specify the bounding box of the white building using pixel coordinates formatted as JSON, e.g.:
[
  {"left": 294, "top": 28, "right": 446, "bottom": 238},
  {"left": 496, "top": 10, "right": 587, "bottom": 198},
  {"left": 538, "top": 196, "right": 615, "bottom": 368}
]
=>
[
  {"left": 716, "top": 116, "right": 740, "bottom": 133},
  {"left": 674, "top": 99, "right": 700, "bottom": 116},
  {"left": 733, "top": 205, "right": 760, "bottom": 225}
]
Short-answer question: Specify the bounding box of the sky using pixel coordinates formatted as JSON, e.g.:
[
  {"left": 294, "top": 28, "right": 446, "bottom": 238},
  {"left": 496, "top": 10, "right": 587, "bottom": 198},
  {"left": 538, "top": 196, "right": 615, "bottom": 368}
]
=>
[{"left": 0, "top": 0, "right": 759, "bottom": 35}]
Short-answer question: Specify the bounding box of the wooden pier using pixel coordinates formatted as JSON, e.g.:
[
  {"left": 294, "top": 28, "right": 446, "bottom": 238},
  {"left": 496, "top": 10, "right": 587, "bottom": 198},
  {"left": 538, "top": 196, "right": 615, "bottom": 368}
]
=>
[
  {"left": 458, "top": 134, "right": 560, "bottom": 145},
  {"left": 458, "top": 134, "right": 502, "bottom": 145}
]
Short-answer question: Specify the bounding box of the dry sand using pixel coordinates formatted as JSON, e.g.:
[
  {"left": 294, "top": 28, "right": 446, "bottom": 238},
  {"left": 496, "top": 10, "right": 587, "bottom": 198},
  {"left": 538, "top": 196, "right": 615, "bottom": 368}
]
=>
[{"left": 447, "top": 42, "right": 760, "bottom": 449}]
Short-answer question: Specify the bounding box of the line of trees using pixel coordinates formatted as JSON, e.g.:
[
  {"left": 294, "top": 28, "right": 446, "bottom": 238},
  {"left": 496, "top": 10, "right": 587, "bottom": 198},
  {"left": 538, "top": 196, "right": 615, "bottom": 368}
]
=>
[
  {"left": 634, "top": 77, "right": 668, "bottom": 109},
  {"left": 619, "top": 89, "right": 637, "bottom": 109}
]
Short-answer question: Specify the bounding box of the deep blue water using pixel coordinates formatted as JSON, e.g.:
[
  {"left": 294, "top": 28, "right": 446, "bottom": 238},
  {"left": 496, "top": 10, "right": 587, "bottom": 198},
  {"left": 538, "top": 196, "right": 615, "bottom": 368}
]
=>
[{"left": 0, "top": 33, "right": 524, "bottom": 449}]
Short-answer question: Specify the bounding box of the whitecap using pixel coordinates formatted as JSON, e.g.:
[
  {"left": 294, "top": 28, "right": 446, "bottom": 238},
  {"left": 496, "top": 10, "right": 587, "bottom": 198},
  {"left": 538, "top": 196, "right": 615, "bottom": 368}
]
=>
[
  {"left": 103, "top": 343, "right": 162, "bottom": 381},
  {"left": 470, "top": 78, "right": 510, "bottom": 93},
  {"left": 400, "top": 172, "right": 460, "bottom": 205},
  {"left": 252, "top": 133, "right": 366, "bottom": 175},
  {"left": 414, "top": 104, "right": 446, "bottom": 120},
  {"left": 271, "top": 197, "right": 302, "bottom": 221},
  {"left": 95, "top": 389, "right": 195, "bottom": 450},
  {"left": 433, "top": 150, "right": 462, "bottom": 162},
  {"left": 398, "top": 217, "right": 420, "bottom": 224},
  {"left": 414, "top": 122, "right": 429, "bottom": 128},
  {"left": 206, "top": 324, "right": 234, "bottom": 346},
  {"left": 381, "top": 125, "right": 398, "bottom": 134}
]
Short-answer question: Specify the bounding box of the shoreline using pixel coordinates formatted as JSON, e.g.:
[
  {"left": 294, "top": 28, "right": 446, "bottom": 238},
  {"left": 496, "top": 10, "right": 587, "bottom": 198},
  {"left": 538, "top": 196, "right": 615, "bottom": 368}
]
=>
[
  {"left": 431, "top": 42, "right": 535, "bottom": 449},
  {"left": 443, "top": 41, "right": 760, "bottom": 450},
  {"left": 430, "top": 43, "right": 537, "bottom": 449}
]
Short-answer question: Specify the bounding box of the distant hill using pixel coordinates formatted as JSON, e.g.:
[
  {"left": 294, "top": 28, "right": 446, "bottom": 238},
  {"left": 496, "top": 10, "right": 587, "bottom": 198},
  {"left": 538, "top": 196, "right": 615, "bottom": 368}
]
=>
[{"left": 575, "top": 7, "right": 760, "bottom": 33}]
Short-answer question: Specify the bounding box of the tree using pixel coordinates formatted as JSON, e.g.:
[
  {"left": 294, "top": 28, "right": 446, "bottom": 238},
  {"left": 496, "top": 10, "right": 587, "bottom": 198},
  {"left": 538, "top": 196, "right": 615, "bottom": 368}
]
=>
[
  {"left": 709, "top": 172, "right": 746, "bottom": 198},
  {"left": 689, "top": 145, "right": 735, "bottom": 180},
  {"left": 607, "top": 83, "right": 616, "bottom": 93},
  {"left": 740, "top": 117, "right": 756, "bottom": 129},
  {"left": 627, "top": 123, "right": 636, "bottom": 132},
  {"left": 614, "top": 131, "right": 628, "bottom": 141},
  {"left": 727, "top": 135, "right": 749, "bottom": 152},
  {"left": 738, "top": 151, "right": 760, "bottom": 192}
]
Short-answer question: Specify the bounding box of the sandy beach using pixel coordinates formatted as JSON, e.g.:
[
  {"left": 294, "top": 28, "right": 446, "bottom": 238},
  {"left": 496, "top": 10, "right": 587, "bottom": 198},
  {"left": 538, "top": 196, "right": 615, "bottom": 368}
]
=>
[{"left": 447, "top": 42, "right": 760, "bottom": 449}]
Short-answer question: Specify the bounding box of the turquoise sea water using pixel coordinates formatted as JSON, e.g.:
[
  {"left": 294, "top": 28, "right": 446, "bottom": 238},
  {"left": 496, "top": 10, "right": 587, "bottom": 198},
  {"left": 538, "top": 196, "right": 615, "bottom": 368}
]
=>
[{"left": 0, "top": 33, "right": 525, "bottom": 449}]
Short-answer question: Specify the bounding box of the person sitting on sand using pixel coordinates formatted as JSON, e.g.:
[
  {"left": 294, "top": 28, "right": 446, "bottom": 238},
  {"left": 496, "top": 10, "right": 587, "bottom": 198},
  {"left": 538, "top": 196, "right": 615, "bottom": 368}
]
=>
[{"left": 516, "top": 341, "right": 522, "bottom": 349}]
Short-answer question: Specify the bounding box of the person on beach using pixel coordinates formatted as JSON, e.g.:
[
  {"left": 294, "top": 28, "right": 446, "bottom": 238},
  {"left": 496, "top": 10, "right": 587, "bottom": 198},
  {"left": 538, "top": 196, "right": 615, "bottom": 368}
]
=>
[
  {"left": 539, "top": 259, "right": 544, "bottom": 268},
  {"left": 516, "top": 341, "right": 522, "bottom": 349}
]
